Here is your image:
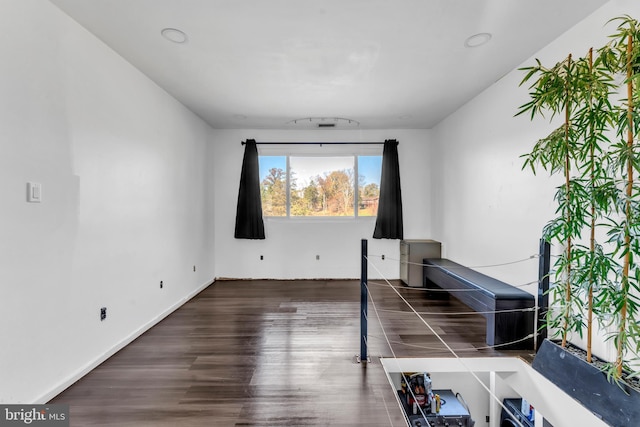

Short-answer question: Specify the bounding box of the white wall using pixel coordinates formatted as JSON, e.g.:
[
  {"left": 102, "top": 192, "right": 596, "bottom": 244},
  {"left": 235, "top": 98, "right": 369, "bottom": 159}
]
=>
[
  {"left": 211, "top": 129, "right": 433, "bottom": 280},
  {"left": 0, "top": 0, "right": 215, "bottom": 403},
  {"left": 430, "top": 0, "right": 640, "bottom": 358}
]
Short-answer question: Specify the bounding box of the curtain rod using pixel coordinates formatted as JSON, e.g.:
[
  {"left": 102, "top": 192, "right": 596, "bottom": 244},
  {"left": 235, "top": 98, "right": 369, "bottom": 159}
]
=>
[{"left": 241, "top": 141, "right": 389, "bottom": 145}]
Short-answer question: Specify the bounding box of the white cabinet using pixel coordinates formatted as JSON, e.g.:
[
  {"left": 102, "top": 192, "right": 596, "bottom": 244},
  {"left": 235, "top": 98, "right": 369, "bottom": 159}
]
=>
[{"left": 399, "top": 240, "right": 441, "bottom": 287}]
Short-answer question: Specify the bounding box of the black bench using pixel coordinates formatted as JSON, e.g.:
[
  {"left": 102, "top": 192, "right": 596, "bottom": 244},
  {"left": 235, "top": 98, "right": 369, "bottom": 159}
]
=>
[{"left": 422, "top": 258, "right": 535, "bottom": 350}]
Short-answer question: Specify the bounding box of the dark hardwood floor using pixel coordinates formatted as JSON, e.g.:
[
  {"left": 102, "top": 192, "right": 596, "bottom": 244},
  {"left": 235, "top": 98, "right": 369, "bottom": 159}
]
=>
[{"left": 50, "top": 279, "right": 532, "bottom": 426}]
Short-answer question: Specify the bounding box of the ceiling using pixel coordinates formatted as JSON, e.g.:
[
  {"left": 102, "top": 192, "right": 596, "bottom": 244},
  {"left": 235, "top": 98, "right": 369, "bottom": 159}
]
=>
[{"left": 50, "top": 0, "right": 609, "bottom": 130}]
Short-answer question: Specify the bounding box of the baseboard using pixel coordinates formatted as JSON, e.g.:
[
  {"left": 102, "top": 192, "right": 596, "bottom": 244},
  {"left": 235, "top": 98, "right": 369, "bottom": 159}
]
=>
[{"left": 35, "top": 278, "right": 215, "bottom": 404}]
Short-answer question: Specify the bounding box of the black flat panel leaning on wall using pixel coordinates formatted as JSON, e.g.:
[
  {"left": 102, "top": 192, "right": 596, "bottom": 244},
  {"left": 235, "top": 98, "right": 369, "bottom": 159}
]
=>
[{"left": 537, "top": 239, "right": 550, "bottom": 350}]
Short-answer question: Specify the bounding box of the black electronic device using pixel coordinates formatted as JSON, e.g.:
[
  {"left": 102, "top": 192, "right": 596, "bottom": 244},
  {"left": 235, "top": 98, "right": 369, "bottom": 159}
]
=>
[
  {"left": 500, "top": 398, "right": 534, "bottom": 427},
  {"left": 401, "top": 389, "right": 473, "bottom": 427}
]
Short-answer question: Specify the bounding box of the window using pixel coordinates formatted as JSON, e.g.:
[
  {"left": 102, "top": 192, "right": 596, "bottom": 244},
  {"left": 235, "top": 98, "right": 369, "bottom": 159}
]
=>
[{"left": 259, "top": 154, "right": 381, "bottom": 217}]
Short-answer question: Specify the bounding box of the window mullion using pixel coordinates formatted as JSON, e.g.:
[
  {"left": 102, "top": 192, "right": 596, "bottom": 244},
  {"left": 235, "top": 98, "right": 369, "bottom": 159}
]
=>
[
  {"left": 286, "top": 155, "right": 291, "bottom": 217},
  {"left": 354, "top": 155, "right": 359, "bottom": 218}
]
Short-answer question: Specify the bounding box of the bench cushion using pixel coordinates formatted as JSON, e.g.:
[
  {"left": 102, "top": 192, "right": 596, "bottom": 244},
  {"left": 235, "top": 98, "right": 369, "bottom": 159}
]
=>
[{"left": 423, "top": 258, "right": 534, "bottom": 301}]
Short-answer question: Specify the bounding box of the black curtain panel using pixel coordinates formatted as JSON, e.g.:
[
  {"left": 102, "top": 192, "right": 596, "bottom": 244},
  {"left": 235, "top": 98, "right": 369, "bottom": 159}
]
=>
[
  {"left": 373, "top": 139, "right": 403, "bottom": 239},
  {"left": 234, "top": 139, "right": 265, "bottom": 239}
]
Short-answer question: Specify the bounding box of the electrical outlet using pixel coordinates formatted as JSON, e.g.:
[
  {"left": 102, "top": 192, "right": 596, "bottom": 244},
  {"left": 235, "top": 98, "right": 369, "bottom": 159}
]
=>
[
  {"left": 260, "top": 255, "right": 264, "bottom": 260},
  {"left": 160, "top": 280, "right": 163, "bottom": 289},
  {"left": 26, "top": 182, "right": 42, "bottom": 203},
  {"left": 100, "top": 307, "right": 107, "bottom": 321},
  {"left": 382, "top": 254, "right": 385, "bottom": 260},
  {"left": 316, "top": 255, "right": 320, "bottom": 260}
]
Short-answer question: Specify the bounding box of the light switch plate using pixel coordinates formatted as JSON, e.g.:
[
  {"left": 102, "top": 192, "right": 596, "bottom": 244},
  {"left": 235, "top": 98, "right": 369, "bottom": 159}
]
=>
[{"left": 27, "top": 182, "right": 42, "bottom": 203}]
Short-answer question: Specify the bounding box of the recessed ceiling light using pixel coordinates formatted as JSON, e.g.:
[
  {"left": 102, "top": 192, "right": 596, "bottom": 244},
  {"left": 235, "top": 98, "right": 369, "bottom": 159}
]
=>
[
  {"left": 161, "top": 28, "right": 188, "bottom": 44},
  {"left": 464, "top": 32, "right": 492, "bottom": 48}
]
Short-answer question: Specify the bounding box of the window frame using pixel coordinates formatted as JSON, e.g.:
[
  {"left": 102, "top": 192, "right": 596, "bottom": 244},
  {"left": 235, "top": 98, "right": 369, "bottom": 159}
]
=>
[{"left": 258, "top": 144, "right": 382, "bottom": 220}]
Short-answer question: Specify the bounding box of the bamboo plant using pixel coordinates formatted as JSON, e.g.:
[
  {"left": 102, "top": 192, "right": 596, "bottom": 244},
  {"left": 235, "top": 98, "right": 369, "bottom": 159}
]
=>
[
  {"left": 599, "top": 15, "right": 640, "bottom": 378},
  {"left": 517, "top": 54, "right": 589, "bottom": 348},
  {"left": 518, "top": 15, "right": 640, "bottom": 380},
  {"left": 569, "top": 47, "right": 618, "bottom": 363}
]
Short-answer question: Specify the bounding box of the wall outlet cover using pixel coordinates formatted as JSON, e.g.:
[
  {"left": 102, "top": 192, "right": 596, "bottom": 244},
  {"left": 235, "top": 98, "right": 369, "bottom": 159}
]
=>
[{"left": 27, "top": 182, "right": 42, "bottom": 203}]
